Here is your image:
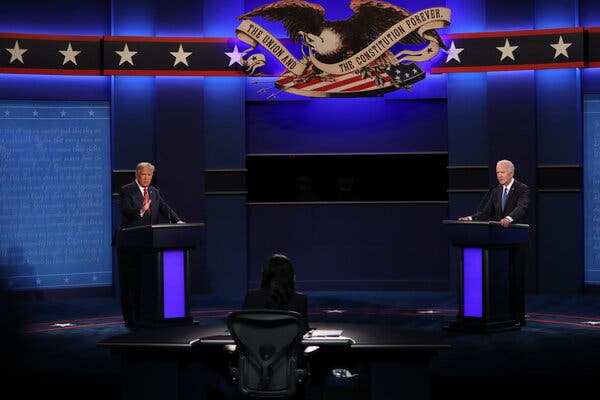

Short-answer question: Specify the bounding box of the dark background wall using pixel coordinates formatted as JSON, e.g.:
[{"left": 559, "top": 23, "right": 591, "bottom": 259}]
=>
[{"left": 1, "top": 0, "right": 599, "bottom": 301}]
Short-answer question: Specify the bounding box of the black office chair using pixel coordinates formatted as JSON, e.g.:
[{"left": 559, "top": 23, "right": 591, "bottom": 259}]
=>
[{"left": 226, "top": 309, "right": 309, "bottom": 398}]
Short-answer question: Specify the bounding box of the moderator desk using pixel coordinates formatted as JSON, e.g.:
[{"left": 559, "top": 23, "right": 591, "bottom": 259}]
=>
[{"left": 97, "top": 322, "right": 450, "bottom": 399}]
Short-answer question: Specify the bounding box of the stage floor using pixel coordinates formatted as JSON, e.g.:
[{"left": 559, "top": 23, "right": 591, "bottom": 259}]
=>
[{"left": 3, "top": 290, "right": 599, "bottom": 399}]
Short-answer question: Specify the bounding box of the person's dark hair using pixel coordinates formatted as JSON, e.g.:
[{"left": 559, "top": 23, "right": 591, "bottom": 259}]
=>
[{"left": 260, "top": 254, "right": 296, "bottom": 310}]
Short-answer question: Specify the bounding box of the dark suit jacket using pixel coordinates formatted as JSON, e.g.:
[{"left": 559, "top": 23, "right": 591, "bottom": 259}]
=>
[
  {"left": 243, "top": 288, "right": 309, "bottom": 328},
  {"left": 472, "top": 179, "right": 529, "bottom": 223},
  {"left": 117, "top": 181, "right": 180, "bottom": 229}
]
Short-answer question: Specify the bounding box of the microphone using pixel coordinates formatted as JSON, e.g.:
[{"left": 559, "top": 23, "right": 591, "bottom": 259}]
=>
[
  {"left": 473, "top": 186, "right": 494, "bottom": 217},
  {"left": 154, "top": 186, "right": 176, "bottom": 224}
]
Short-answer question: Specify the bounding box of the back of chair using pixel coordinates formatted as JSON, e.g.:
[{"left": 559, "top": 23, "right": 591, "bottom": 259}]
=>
[{"left": 227, "top": 309, "right": 307, "bottom": 398}]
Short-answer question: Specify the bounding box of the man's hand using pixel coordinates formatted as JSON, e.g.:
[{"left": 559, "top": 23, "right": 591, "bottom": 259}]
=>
[
  {"left": 500, "top": 217, "right": 511, "bottom": 228},
  {"left": 141, "top": 198, "right": 151, "bottom": 214},
  {"left": 458, "top": 216, "right": 470, "bottom": 221}
]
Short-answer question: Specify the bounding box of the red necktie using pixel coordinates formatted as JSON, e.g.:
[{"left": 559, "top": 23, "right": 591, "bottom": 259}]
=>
[{"left": 143, "top": 187, "right": 151, "bottom": 215}]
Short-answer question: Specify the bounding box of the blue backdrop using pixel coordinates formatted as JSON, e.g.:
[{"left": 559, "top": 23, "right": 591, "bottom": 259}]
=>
[{"left": 0, "top": 100, "right": 112, "bottom": 290}]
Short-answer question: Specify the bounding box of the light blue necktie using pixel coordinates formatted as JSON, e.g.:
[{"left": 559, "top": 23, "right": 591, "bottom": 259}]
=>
[{"left": 501, "top": 187, "right": 508, "bottom": 211}]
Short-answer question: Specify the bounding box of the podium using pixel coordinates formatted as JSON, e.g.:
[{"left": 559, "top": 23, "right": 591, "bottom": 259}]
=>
[
  {"left": 442, "top": 220, "right": 529, "bottom": 332},
  {"left": 117, "top": 223, "right": 204, "bottom": 328}
]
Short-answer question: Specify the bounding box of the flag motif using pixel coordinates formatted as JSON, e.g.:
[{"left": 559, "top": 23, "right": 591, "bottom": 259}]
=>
[
  {"left": 275, "top": 62, "right": 425, "bottom": 98},
  {"left": 1, "top": 27, "right": 600, "bottom": 77},
  {"left": 431, "top": 28, "right": 585, "bottom": 74}
]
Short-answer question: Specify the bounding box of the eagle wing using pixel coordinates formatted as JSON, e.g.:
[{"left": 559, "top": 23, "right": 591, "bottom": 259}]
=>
[
  {"left": 348, "top": 0, "right": 447, "bottom": 49},
  {"left": 238, "top": 0, "right": 325, "bottom": 42}
]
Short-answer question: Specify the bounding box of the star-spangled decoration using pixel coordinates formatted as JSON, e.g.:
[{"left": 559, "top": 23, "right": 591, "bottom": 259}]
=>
[
  {"left": 497, "top": 38, "right": 519, "bottom": 61},
  {"left": 431, "top": 29, "right": 587, "bottom": 74},
  {"left": 4, "top": 110, "right": 10, "bottom": 116},
  {"left": 33, "top": 110, "right": 39, "bottom": 117},
  {"left": 59, "top": 43, "right": 81, "bottom": 65},
  {"left": 550, "top": 35, "right": 572, "bottom": 59},
  {"left": 388, "top": 66, "right": 400, "bottom": 77},
  {"left": 60, "top": 110, "right": 67, "bottom": 117},
  {"left": 88, "top": 110, "right": 95, "bottom": 117},
  {"left": 0, "top": 28, "right": 589, "bottom": 77},
  {"left": 170, "top": 44, "right": 192, "bottom": 66},
  {"left": 6, "top": 40, "right": 28, "bottom": 64},
  {"left": 115, "top": 43, "right": 137, "bottom": 66},
  {"left": 445, "top": 41, "right": 464, "bottom": 63},
  {"left": 64, "top": 276, "right": 70, "bottom": 283},
  {"left": 225, "top": 45, "right": 244, "bottom": 67},
  {"left": 384, "top": 63, "right": 424, "bottom": 85}
]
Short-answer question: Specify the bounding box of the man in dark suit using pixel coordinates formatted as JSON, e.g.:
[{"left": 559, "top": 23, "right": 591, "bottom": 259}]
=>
[
  {"left": 460, "top": 159, "right": 530, "bottom": 325},
  {"left": 115, "top": 161, "right": 184, "bottom": 329},
  {"left": 460, "top": 159, "right": 529, "bottom": 226}
]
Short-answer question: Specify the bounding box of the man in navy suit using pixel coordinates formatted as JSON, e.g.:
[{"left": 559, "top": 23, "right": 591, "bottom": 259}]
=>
[
  {"left": 459, "top": 159, "right": 529, "bottom": 226},
  {"left": 460, "top": 159, "right": 530, "bottom": 325},
  {"left": 116, "top": 162, "right": 184, "bottom": 329}
]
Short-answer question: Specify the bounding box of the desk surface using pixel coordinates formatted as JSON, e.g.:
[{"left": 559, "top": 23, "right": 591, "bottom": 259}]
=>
[{"left": 96, "top": 322, "right": 450, "bottom": 352}]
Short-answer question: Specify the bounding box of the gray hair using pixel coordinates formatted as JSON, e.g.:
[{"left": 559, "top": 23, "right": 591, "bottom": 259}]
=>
[
  {"left": 497, "top": 159, "right": 514, "bottom": 173},
  {"left": 136, "top": 162, "right": 155, "bottom": 172}
]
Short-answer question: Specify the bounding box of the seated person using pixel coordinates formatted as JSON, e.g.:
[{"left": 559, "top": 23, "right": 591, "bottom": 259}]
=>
[{"left": 243, "top": 253, "right": 309, "bottom": 332}]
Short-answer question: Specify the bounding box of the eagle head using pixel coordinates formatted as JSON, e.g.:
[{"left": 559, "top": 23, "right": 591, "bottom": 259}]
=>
[{"left": 298, "top": 27, "right": 344, "bottom": 58}]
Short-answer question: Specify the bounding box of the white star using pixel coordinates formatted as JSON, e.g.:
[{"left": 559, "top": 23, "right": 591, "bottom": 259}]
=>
[
  {"left": 6, "top": 40, "right": 28, "bottom": 64},
  {"left": 225, "top": 45, "right": 244, "bottom": 67},
  {"left": 64, "top": 276, "right": 70, "bottom": 283},
  {"left": 60, "top": 110, "right": 67, "bottom": 117},
  {"left": 496, "top": 39, "right": 518, "bottom": 61},
  {"left": 170, "top": 44, "right": 192, "bottom": 66},
  {"left": 33, "top": 110, "right": 39, "bottom": 117},
  {"left": 36, "top": 277, "right": 41, "bottom": 285},
  {"left": 59, "top": 43, "right": 81, "bottom": 65},
  {"left": 88, "top": 110, "right": 95, "bottom": 117},
  {"left": 445, "top": 41, "right": 464, "bottom": 63},
  {"left": 115, "top": 43, "right": 138, "bottom": 66},
  {"left": 4, "top": 110, "right": 10, "bottom": 116},
  {"left": 550, "top": 36, "right": 572, "bottom": 59}
]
